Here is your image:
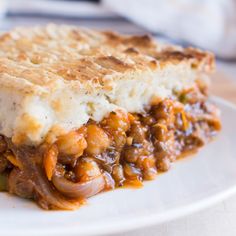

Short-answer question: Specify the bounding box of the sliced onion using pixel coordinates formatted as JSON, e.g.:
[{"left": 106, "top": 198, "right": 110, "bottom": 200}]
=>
[
  {"left": 7, "top": 140, "right": 115, "bottom": 209},
  {"left": 52, "top": 174, "right": 106, "bottom": 198},
  {"left": 8, "top": 141, "right": 80, "bottom": 210},
  {"left": 103, "top": 171, "right": 115, "bottom": 190}
]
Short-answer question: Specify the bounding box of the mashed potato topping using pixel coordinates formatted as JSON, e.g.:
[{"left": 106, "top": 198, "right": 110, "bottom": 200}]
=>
[{"left": 0, "top": 24, "right": 213, "bottom": 145}]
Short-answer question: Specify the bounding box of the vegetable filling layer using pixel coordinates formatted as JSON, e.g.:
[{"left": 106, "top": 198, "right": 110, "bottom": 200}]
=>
[{"left": 0, "top": 86, "right": 221, "bottom": 210}]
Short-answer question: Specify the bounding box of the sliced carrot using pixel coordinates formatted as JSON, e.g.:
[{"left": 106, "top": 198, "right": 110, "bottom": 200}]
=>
[
  {"left": 6, "top": 154, "right": 23, "bottom": 170},
  {"left": 181, "top": 111, "right": 189, "bottom": 131},
  {"left": 43, "top": 144, "right": 58, "bottom": 181}
]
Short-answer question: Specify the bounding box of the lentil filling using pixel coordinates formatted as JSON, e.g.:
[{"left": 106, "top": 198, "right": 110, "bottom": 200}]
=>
[{"left": 0, "top": 86, "right": 221, "bottom": 210}]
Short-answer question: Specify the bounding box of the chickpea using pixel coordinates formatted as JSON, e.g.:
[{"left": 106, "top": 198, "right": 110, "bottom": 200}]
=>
[
  {"left": 74, "top": 158, "right": 101, "bottom": 182},
  {"left": 103, "top": 110, "right": 130, "bottom": 132},
  {"left": 56, "top": 128, "right": 87, "bottom": 157},
  {"left": 86, "top": 124, "right": 110, "bottom": 155}
]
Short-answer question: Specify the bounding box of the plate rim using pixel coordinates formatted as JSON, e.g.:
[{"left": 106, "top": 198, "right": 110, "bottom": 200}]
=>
[{"left": 1, "top": 96, "right": 236, "bottom": 236}]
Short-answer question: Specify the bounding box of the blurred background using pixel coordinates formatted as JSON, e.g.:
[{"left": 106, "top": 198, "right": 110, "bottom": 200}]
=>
[{"left": 3, "top": 0, "right": 236, "bottom": 59}]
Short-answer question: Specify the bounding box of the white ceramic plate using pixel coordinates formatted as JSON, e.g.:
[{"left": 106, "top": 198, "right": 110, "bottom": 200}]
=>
[{"left": 0, "top": 97, "right": 236, "bottom": 236}]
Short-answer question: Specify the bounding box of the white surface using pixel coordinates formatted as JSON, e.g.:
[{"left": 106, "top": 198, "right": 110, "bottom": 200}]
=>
[
  {"left": 114, "top": 194, "right": 236, "bottom": 236},
  {"left": 0, "top": 97, "right": 235, "bottom": 236}
]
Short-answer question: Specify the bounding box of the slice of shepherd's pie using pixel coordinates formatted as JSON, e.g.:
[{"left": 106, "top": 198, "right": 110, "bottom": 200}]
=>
[{"left": 0, "top": 24, "right": 221, "bottom": 210}]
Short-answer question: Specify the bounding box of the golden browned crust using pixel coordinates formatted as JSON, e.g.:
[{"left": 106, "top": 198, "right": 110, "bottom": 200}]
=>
[{"left": 0, "top": 24, "right": 214, "bottom": 95}]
